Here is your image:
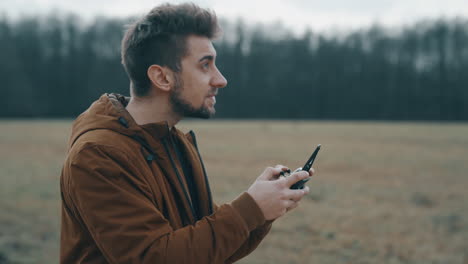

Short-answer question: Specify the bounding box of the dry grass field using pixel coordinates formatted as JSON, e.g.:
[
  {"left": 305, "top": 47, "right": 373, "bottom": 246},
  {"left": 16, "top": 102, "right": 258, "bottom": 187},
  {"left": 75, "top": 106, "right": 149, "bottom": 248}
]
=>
[{"left": 0, "top": 120, "right": 467, "bottom": 264}]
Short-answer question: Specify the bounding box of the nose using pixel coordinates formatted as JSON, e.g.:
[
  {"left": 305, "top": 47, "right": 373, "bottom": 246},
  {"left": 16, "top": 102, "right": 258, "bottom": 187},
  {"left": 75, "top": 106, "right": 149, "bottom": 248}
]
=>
[{"left": 211, "top": 66, "right": 228, "bottom": 89}]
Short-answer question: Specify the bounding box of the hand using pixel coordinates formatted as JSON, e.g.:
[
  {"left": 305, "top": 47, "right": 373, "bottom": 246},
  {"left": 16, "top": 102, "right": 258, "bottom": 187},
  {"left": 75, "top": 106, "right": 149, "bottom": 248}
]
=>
[
  {"left": 247, "top": 165, "right": 312, "bottom": 220},
  {"left": 285, "top": 168, "right": 315, "bottom": 211}
]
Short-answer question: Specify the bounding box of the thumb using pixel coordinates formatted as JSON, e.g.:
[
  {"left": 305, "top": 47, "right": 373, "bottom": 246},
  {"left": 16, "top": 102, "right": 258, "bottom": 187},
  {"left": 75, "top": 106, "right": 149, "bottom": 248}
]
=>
[
  {"left": 283, "top": 170, "right": 310, "bottom": 187},
  {"left": 258, "top": 167, "right": 282, "bottom": 181}
]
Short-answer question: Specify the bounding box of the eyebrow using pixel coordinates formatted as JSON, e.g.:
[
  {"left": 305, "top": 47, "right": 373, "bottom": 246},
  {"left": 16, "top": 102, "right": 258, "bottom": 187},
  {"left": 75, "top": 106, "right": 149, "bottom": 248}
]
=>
[{"left": 198, "top": 55, "right": 214, "bottom": 62}]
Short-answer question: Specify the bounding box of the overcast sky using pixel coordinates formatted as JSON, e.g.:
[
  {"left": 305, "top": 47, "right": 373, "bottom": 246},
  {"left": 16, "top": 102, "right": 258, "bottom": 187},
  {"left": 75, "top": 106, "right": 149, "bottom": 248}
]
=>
[{"left": 2, "top": 0, "right": 468, "bottom": 33}]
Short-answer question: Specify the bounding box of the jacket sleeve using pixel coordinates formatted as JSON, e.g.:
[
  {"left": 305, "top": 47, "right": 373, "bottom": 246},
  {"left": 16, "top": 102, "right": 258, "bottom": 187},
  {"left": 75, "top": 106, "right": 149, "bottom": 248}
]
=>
[
  {"left": 209, "top": 201, "right": 274, "bottom": 263},
  {"left": 65, "top": 144, "right": 266, "bottom": 264},
  {"left": 225, "top": 220, "right": 273, "bottom": 263}
]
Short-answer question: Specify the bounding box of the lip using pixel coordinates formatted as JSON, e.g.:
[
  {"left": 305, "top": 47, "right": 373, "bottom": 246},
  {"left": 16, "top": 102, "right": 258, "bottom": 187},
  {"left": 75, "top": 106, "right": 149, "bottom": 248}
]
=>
[
  {"left": 207, "top": 89, "right": 218, "bottom": 97},
  {"left": 207, "top": 94, "right": 216, "bottom": 104}
]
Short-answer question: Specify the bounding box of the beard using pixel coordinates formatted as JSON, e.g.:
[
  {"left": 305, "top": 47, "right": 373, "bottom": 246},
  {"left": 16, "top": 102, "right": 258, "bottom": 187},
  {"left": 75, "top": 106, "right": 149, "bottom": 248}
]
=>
[{"left": 169, "top": 73, "right": 215, "bottom": 119}]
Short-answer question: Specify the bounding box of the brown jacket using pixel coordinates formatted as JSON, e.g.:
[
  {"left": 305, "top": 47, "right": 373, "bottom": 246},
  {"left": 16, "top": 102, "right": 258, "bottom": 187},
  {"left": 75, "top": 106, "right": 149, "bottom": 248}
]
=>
[{"left": 60, "top": 94, "right": 272, "bottom": 263}]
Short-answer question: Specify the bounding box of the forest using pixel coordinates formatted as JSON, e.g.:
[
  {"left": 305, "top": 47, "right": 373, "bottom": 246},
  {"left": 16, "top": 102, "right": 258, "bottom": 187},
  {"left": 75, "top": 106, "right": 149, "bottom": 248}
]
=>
[{"left": 1, "top": 14, "right": 467, "bottom": 120}]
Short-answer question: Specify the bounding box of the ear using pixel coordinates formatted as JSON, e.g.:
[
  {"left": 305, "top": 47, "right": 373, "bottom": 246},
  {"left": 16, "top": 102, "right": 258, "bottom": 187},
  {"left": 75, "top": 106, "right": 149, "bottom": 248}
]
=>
[{"left": 147, "top": 65, "right": 173, "bottom": 92}]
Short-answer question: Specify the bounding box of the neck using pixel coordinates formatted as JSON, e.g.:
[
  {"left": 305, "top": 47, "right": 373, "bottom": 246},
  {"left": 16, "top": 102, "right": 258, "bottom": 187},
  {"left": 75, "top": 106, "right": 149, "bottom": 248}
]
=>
[{"left": 126, "top": 95, "right": 181, "bottom": 128}]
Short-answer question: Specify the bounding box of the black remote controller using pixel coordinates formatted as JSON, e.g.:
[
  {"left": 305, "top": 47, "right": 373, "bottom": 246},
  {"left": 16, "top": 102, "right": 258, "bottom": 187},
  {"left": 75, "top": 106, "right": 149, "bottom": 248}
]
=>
[{"left": 280, "top": 144, "right": 321, "bottom": 189}]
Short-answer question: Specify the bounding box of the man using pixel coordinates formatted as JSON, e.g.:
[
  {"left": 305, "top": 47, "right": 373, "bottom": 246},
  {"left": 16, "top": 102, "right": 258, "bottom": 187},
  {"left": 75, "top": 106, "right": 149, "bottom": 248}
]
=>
[{"left": 60, "top": 3, "right": 313, "bottom": 263}]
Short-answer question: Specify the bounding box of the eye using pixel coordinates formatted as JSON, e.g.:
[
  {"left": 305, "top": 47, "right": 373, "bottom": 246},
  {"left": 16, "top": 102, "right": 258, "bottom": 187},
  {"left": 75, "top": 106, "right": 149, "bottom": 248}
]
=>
[{"left": 202, "top": 62, "right": 210, "bottom": 69}]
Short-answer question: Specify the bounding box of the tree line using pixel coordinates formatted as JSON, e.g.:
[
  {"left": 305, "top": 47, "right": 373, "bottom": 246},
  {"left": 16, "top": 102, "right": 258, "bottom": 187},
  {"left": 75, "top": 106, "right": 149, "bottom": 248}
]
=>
[{"left": 1, "top": 14, "right": 467, "bottom": 120}]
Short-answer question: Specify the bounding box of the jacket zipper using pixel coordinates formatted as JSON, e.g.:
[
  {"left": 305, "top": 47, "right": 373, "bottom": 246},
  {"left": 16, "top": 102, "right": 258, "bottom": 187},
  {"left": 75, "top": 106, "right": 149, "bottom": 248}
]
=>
[
  {"left": 189, "top": 130, "right": 214, "bottom": 215},
  {"left": 162, "top": 138, "right": 197, "bottom": 222},
  {"left": 117, "top": 117, "right": 197, "bottom": 222}
]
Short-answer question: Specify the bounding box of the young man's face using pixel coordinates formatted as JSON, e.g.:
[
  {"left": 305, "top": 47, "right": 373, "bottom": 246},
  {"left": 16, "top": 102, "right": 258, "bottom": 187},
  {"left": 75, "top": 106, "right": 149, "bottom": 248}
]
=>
[{"left": 169, "top": 35, "right": 227, "bottom": 119}]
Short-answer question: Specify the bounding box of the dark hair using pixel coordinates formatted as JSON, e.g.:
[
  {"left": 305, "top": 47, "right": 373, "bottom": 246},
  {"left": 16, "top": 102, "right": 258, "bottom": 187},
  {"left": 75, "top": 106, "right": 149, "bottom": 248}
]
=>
[{"left": 121, "top": 3, "right": 220, "bottom": 97}]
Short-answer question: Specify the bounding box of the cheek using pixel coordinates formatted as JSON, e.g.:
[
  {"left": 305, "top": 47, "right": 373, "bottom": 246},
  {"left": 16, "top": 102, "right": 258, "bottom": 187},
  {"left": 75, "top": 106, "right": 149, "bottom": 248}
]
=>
[
  {"left": 192, "top": 80, "right": 210, "bottom": 99},
  {"left": 180, "top": 84, "right": 206, "bottom": 107},
  {"left": 180, "top": 72, "right": 211, "bottom": 104}
]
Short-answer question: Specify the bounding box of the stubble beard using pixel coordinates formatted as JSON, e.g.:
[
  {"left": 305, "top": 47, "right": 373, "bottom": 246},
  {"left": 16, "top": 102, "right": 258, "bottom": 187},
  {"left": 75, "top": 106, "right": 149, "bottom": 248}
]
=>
[{"left": 169, "top": 73, "right": 214, "bottom": 119}]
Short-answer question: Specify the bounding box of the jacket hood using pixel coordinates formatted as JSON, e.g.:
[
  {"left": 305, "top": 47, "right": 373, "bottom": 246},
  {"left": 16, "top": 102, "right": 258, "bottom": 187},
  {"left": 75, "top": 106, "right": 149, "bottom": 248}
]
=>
[{"left": 68, "top": 93, "right": 171, "bottom": 149}]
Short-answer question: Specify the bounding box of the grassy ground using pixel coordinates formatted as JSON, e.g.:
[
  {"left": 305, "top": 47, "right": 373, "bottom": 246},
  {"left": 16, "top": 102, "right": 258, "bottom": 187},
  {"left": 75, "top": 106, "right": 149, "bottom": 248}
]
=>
[{"left": 0, "top": 120, "right": 467, "bottom": 263}]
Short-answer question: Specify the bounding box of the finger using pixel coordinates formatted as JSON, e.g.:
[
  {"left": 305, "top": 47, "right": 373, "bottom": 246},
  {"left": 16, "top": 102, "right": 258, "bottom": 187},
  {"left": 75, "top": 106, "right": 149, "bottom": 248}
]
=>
[
  {"left": 258, "top": 167, "right": 283, "bottom": 181},
  {"left": 274, "top": 164, "right": 290, "bottom": 171},
  {"left": 282, "top": 199, "right": 296, "bottom": 209},
  {"left": 309, "top": 167, "right": 315, "bottom": 177},
  {"left": 283, "top": 171, "right": 310, "bottom": 187},
  {"left": 273, "top": 165, "right": 290, "bottom": 180},
  {"left": 287, "top": 202, "right": 299, "bottom": 212},
  {"left": 303, "top": 186, "right": 310, "bottom": 195},
  {"left": 283, "top": 189, "right": 306, "bottom": 202}
]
